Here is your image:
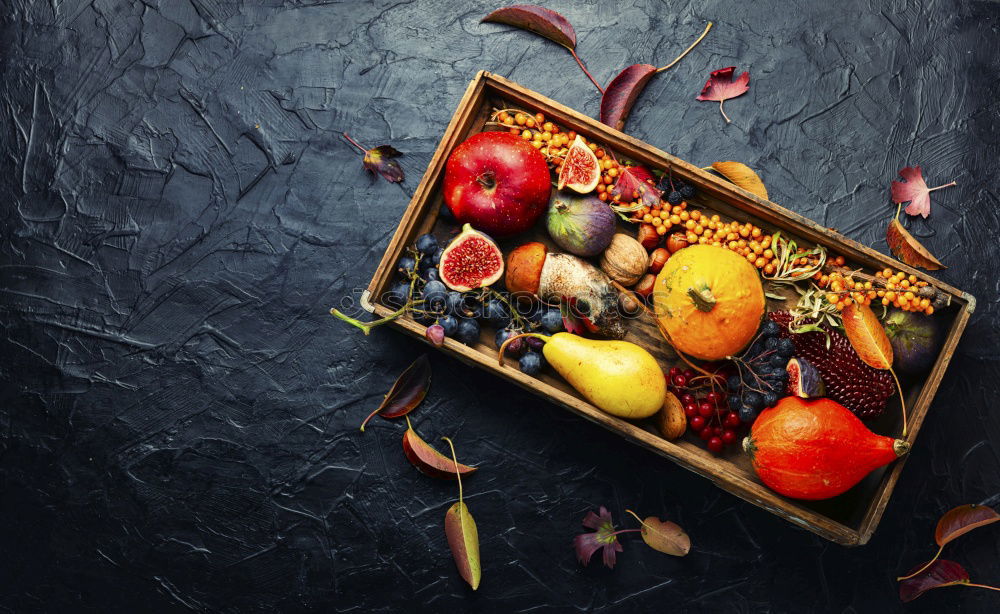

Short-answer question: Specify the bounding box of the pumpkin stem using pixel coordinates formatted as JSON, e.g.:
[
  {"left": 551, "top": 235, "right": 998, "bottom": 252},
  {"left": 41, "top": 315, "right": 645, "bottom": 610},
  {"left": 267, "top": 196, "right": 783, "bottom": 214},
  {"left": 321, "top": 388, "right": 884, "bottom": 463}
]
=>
[
  {"left": 742, "top": 436, "right": 756, "bottom": 457},
  {"left": 893, "top": 439, "right": 910, "bottom": 457},
  {"left": 687, "top": 283, "right": 717, "bottom": 312}
]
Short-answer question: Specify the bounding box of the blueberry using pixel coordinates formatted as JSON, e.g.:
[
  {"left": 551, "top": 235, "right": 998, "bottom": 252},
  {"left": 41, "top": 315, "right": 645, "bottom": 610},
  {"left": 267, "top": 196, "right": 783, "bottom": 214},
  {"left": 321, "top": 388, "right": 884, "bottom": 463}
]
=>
[
  {"left": 482, "top": 299, "right": 509, "bottom": 328},
  {"left": 424, "top": 268, "right": 440, "bottom": 282},
  {"left": 761, "top": 320, "right": 781, "bottom": 337},
  {"left": 776, "top": 337, "right": 795, "bottom": 358},
  {"left": 455, "top": 318, "right": 480, "bottom": 345},
  {"left": 727, "top": 375, "right": 742, "bottom": 391},
  {"left": 680, "top": 184, "right": 696, "bottom": 200},
  {"left": 763, "top": 391, "right": 779, "bottom": 407},
  {"left": 667, "top": 190, "right": 683, "bottom": 205},
  {"left": 396, "top": 256, "right": 416, "bottom": 277},
  {"left": 438, "top": 314, "right": 458, "bottom": 337},
  {"left": 385, "top": 282, "right": 410, "bottom": 308},
  {"left": 744, "top": 391, "right": 764, "bottom": 410},
  {"left": 415, "top": 233, "right": 439, "bottom": 256},
  {"left": 540, "top": 309, "right": 563, "bottom": 333},
  {"left": 769, "top": 354, "right": 788, "bottom": 368},
  {"left": 519, "top": 351, "right": 544, "bottom": 375},
  {"left": 422, "top": 280, "right": 447, "bottom": 312}
]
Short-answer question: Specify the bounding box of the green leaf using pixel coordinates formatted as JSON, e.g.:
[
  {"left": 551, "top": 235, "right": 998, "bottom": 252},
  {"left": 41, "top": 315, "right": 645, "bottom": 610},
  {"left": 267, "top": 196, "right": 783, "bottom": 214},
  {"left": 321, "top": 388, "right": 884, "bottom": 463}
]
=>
[{"left": 442, "top": 437, "right": 481, "bottom": 590}]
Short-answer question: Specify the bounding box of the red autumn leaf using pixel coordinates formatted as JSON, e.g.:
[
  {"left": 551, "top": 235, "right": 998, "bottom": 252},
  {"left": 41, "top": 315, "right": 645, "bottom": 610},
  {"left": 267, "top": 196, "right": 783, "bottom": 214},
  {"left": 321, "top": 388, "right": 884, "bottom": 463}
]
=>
[
  {"left": 402, "top": 420, "right": 478, "bottom": 480},
  {"left": 890, "top": 165, "right": 956, "bottom": 218},
  {"left": 359, "top": 355, "right": 431, "bottom": 431},
  {"left": 899, "top": 559, "right": 970, "bottom": 602},
  {"left": 610, "top": 165, "right": 663, "bottom": 209},
  {"left": 935, "top": 504, "right": 1000, "bottom": 547},
  {"left": 886, "top": 218, "right": 946, "bottom": 270},
  {"left": 481, "top": 4, "right": 576, "bottom": 50},
  {"left": 599, "top": 64, "right": 657, "bottom": 131},
  {"left": 695, "top": 66, "right": 750, "bottom": 123},
  {"left": 343, "top": 133, "right": 404, "bottom": 183}
]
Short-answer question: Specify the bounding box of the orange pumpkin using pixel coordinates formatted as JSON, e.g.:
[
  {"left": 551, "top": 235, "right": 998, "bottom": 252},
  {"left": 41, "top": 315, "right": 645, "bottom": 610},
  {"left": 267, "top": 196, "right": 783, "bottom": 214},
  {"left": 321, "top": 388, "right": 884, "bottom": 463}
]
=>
[
  {"left": 744, "top": 397, "right": 909, "bottom": 500},
  {"left": 653, "top": 244, "right": 765, "bottom": 360}
]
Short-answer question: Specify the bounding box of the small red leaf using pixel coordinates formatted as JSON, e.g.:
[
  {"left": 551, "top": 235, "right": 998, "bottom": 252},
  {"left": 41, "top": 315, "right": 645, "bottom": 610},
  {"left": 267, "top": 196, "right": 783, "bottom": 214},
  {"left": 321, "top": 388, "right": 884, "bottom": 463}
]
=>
[
  {"left": 610, "top": 165, "right": 663, "bottom": 208},
  {"left": 891, "top": 165, "right": 956, "bottom": 218},
  {"left": 599, "top": 64, "right": 657, "bottom": 131},
  {"left": 359, "top": 355, "right": 431, "bottom": 431},
  {"left": 935, "top": 504, "right": 1000, "bottom": 547},
  {"left": 886, "top": 218, "right": 946, "bottom": 270},
  {"left": 899, "top": 559, "right": 970, "bottom": 602},
  {"left": 695, "top": 66, "right": 750, "bottom": 123},
  {"left": 481, "top": 4, "right": 576, "bottom": 50},
  {"left": 363, "top": 145, "right": 404, "bottom": 183},
  {"left": 402, "top": 424, "right": 478, "bottom": 480}
]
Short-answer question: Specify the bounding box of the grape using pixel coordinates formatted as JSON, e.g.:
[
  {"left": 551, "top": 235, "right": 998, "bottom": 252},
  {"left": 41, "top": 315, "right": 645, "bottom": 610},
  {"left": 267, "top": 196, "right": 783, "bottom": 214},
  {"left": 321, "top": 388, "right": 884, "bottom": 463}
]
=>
[
  {"left": 482, "top": 299, "right": 509, "bottom": 328},
  {"left": 526, "top": 336, "right": 544, "bottom": 352},
  {"left": 430, "top": 247, "right": 444, "bottom": 266},
  {"left": 519, "top": 351, "right": 544, "bottom": 375},
  {"left": 424, "top": 268, "right": 440, "bottom": 282},
  {"left": 445, "top": 292, "right": 469, "bottom": 317},
  {"left": 455, "top": 318, "right": 480, "bottom": 345},
  {"left": 415, "top": 233, "right": 439, "bottom": 256},
  {"left": 438, "top": 315, "right": 458, "bottom": 337},
  {"left": 385, "top": 282, "right": 410, "bottom": 308},
  {"left": 496, "top": 328, "right": 525, "bottom": 357},
  {"left": 744, "top": 391, "right": 763, "bottom": 410},
  {"left": 396, "top": 256, "right": 416, "bottom": 276},
  {"left": 540, "top": 309, "right": 563, "bottom": 333},
  {"left": 422, "top": 280, "right": 447, "bottom": 312}
]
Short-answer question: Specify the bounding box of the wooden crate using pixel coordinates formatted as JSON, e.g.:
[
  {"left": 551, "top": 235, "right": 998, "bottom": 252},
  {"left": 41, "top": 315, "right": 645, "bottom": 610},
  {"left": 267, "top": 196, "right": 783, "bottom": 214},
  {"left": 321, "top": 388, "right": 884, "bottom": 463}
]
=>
[{"left": 361, "top": 71, "right": 974, "bottom": 546}]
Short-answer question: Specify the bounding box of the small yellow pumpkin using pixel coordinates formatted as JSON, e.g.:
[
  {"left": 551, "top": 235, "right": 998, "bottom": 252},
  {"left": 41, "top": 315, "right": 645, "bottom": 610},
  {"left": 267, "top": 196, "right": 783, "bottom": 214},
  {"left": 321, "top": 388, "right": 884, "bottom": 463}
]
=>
[{"left": 653, "top": 244, "right": 765, "bottom": 360}]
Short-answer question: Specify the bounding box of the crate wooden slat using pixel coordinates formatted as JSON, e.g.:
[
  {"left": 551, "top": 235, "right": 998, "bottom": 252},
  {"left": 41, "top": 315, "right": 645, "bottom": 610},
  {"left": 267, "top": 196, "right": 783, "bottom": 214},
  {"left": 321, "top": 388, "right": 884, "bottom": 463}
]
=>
[{"left": 362, "top": 71, "right": 974, "bottom": 545}]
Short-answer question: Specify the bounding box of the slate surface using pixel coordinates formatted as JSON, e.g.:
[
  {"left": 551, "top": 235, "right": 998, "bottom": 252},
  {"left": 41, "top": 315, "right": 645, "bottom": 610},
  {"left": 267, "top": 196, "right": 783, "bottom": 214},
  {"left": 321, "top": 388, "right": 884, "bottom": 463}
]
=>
[{"left": 2, "top": 1, "right": 999, "bottom": 612}]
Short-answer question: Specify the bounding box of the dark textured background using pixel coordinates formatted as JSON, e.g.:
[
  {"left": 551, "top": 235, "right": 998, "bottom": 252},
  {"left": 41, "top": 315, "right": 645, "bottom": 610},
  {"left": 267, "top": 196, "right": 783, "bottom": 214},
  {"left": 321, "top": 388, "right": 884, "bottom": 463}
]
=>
[{"left": 2, "top": 1, "right": 998, "bottom": 612}]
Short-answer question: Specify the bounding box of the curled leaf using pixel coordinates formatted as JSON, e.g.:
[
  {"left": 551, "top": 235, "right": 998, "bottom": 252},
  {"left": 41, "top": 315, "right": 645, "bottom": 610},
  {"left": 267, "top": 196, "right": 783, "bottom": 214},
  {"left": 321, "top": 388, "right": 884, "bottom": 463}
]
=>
[
  {"left": 935, "top": 504, "right": 1000, "bottom": 547},
  {"left": 899, "top": 559, "right": 970, "bottom": 602},
  {"left": 359, "top": 355, "right": 431, "bottom": 431},
  {"left": 363, "top": 145, "right": 404, "bottom": 183},
  {"left": 627, "top": 510, "right": 690, "bottom": 556},
  {"left": 841, "top": 303, "right": 893, "bottom": 370},
  {"left": 442, "top": 437, "right": 481, "bottom": 590},
  {"left": 711, "top": 161, "right": 768, "bottom": 200},
  {"left": 886, "top": 218, "right": 946, "bottom": 270},
  {"left": 481, "top": 4, "right": 576, "bottom": 50},
  {"left": 610, "top": 165, "right": 663, "bottom": 208},
  {"left": 402, "top": 420, "right": 478, "bottom": 480},
  {"left": 599, "top": 64, "right": 657, "bottom": 131},
  {"left": 696, "top": 66, "right": 750, "bottom": 123},
  {"left": 891, "top": 165, "right": 956, "bottom": 218}
]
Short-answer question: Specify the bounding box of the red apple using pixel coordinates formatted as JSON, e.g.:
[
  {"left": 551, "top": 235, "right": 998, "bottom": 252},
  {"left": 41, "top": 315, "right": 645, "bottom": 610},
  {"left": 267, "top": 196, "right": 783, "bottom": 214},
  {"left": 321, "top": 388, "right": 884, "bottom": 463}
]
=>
[{"left": 443, "top": 131, "right": 551, "bottom": 237}]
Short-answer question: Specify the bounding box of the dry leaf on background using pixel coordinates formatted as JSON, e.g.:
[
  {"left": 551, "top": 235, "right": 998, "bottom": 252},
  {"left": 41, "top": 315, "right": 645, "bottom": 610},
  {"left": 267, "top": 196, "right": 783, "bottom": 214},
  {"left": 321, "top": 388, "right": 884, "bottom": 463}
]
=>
[
  {"left": 711, "top": 161, "right": 768, "bottom": 200},
  {"left": 886, "top": 218, "right": 946, "bottom": 270},
  {"left": 442, "top": 437, "right": 481, "bottom": 590},
  {"left": 481, "top": 4, "right": 576, "bottom": 50},
  {"left": 628, "top": 511, "right": 690, "bottom": 556},
  {"left": 891, "top": 165, "right": 956, "bottom": 218},
  {"left": 363, "top": 145, "right": 404, "bottom": 183},
  {"left": 899, "top": 559, "right": 970, "bottom": 602},
  {"left": 696, "top": 66, "right": 750, "bottom": 123},
  {"left": 402, "top": 419, "right": 478, "bottom": 479},
  {"left": 599, "top": 64, "right": 658, "bottom": 130},
  {"left": 935, "top": 504, "right": 1000, "bottom": 547},
  {"left": 359, "top": 355, "right": 431, "bottom": 431}
]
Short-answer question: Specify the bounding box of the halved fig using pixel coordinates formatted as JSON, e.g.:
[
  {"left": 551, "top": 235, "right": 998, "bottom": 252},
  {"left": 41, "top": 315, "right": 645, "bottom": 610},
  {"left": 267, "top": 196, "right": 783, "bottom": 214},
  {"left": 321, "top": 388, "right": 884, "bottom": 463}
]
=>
[
  {"left": 786, "top": 357, "right": 825, "bottom": 398},
  {"left": 438, "top": 223, "right": 504, "bottom": 292}
]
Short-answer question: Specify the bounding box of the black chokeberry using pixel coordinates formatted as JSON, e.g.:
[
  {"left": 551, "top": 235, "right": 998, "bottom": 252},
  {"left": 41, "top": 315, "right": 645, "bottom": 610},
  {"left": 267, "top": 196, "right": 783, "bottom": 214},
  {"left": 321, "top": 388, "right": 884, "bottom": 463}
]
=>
[{"left": 667, "top": 191, "right": 683, "bottom": 205}]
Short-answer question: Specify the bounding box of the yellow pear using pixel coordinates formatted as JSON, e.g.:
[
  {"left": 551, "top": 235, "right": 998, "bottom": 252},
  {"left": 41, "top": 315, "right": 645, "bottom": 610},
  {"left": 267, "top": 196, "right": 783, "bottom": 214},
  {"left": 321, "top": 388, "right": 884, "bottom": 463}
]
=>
[{"left": 533, "top": 332, "right": 666, "bottom": 419}]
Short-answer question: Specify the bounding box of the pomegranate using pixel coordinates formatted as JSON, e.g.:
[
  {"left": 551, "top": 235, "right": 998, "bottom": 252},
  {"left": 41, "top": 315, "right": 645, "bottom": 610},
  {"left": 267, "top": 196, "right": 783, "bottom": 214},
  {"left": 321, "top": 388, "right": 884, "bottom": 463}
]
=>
[
  {"left": 437, "top": 224, "right": 504, "bottom": 292},
  {"left": 443, "top": 131, "right": 551, "bottom": 237}
]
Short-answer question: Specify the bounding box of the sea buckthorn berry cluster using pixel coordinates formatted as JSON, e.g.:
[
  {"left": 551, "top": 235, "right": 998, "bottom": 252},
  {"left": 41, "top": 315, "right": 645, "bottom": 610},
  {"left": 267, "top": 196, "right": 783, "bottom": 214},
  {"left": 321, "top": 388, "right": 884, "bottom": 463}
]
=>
[
  {"left": 594, "top": 153, "right": 622, "bottom": 202},
  {"left": 875, "top": 269, "right": 935, "bottom": 314},
  {"left": 496, "top": 110, "right": 573, "bottom": 167},
  {"left": 815, "top": 272, "right": 877, "bottom": 309}
]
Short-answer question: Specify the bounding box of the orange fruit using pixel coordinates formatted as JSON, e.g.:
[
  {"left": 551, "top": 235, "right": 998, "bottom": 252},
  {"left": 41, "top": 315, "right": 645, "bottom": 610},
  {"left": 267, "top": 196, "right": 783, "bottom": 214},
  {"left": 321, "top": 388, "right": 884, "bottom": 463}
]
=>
[
  {"left": 653, "top": 244, "right": 765, "bottom": 360},
  {"left": 557, "top": 135, "right": 600, "bottom": 194}
]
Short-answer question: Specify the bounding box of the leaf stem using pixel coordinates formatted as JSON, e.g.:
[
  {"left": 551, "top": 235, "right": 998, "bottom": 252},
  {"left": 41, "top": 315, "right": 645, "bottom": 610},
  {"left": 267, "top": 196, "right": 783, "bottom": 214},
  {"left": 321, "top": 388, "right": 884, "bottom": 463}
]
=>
[
  {"left": 342, "top": 132, "right": 367, "bottom": 153},
  {"left": 963, "top": 583, "right": 1000, "bottom": 592},
  {"left": 571, "top": 49, "right": 604, "bottom": 94},
  {"left": 442, "top": 436, "right": 463, "bottom": 503},
  {"left": 897, "top": 545, "right": 943, "bottom": 581},
  {"left": 927, "top": 181, "right": 957, "bottom": 193},
  {"left": 890, "top": 367, "right": 907, "bottom": 437},
  {"left": 330, "top": 304, "right": 409, "bottom": 335},
  {"left": 719, "top": 100, "right": 731, "bottom": 124},
  {"left": 624, "top": 509, "right": 645, "bottom": 526},
  {"left": 656, "top": 21, "right": 713, "bottom": 73},
  {"left": 608, "top": 528, "right": 642, "bottom": 536}
]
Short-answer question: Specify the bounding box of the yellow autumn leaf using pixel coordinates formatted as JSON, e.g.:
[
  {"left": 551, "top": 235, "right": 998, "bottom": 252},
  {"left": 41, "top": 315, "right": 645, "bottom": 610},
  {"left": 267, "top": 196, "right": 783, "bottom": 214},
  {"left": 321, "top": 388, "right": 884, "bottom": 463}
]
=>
[{"left": 711, "top": 161, "right": 768, "bottom": 200}]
